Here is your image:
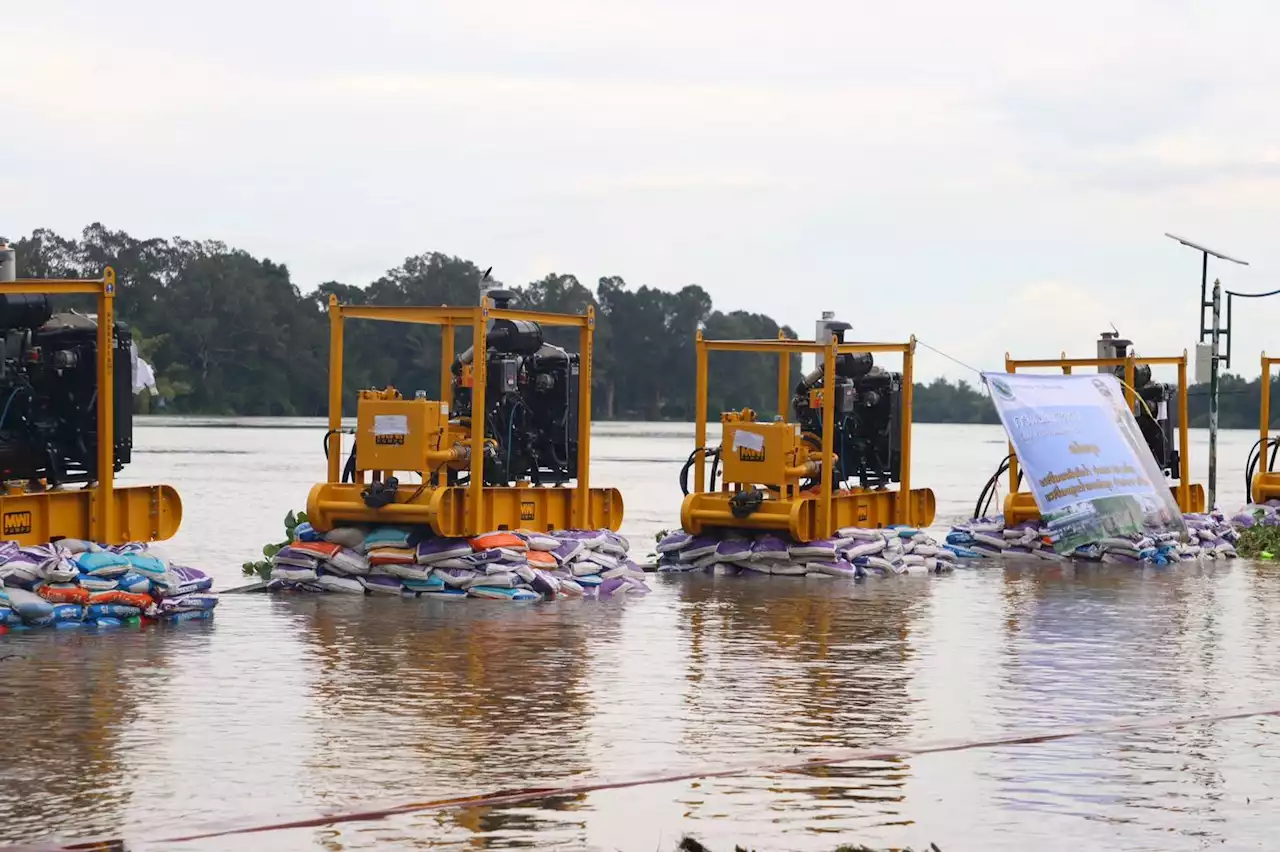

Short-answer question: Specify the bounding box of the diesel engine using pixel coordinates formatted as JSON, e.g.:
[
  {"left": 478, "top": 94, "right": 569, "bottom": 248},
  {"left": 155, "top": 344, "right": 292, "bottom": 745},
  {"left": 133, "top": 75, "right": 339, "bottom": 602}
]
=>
[
  {"left": 450, "top": 289, "right": 580, "bottom": 486},
  {"left": 0, "top": 294, "right": 133, "bottom": 486},
  {"left": 791, "top": 319, "right": 902, "bottom": 490}
]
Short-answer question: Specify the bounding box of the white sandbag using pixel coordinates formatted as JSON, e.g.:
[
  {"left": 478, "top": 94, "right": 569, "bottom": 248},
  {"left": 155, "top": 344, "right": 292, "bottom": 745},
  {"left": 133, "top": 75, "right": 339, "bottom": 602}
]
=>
[
  {"left": 326, "top": 548, "right": 371, "bottom": 576},
  {"left": 837, "top": 527, "right": 883, "bottom": 541},
  {"left": 521, "top": 533, "right": 561, "bottom": 552},
  {"left": 842, "top": 539, "right": 885, "bottom": 559},
  {"left": 769, "top": 562, "right": 809, "bottom": 576},
  {"left": 314, "top": 574, "right": 366, "bottom": 594}
]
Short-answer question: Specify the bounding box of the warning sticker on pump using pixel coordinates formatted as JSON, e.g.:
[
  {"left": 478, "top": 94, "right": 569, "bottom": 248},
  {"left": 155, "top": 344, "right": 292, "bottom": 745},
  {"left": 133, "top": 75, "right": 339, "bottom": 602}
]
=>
[
  {"left": 373, "top": 415, "right": 409, "bottom": 436},
  {"left": 731, "top": 430, "right": 765, "bottom": 452}
]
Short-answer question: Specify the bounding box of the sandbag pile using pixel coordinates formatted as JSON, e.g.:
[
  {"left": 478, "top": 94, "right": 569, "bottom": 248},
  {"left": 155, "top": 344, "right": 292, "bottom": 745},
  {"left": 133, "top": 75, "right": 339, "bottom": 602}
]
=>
[
  {"left": 268, "top": 524, "right": 650, "bottom": 601},
  {"left": 0, "top": 540, "right": 217, "bottom": 631},
  {"left": 947, "top": 513, "right": 1239, "bottom": 564},
  {"left": 1230, "top": 501, "right": 1280, "bottom": 528},
  {"left": 653, "top": 526, "right": 957, "bottom": 577}
]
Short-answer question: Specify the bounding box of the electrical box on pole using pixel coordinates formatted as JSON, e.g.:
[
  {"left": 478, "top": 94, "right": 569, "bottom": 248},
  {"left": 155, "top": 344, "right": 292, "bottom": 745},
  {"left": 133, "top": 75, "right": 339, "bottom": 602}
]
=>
[{"left": 1165, "top": 233, "right": 1249, "bottom": 512}]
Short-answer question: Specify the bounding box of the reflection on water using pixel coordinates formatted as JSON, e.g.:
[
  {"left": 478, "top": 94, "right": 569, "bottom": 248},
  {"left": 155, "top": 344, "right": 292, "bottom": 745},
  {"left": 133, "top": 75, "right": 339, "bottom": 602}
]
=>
[{"left": 2, "top": 422, "right": 1280, "bottom": 850}]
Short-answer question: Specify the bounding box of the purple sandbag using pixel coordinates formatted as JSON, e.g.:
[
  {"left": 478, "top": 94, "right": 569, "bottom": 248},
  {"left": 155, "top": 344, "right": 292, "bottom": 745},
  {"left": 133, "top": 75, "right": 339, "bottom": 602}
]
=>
[
  {"left": 751, "top": 535, "right": 790, "bottom": 560},
  {"left": 416, "top": 538, "right": 474, "bottom": 564},
  {"left": 530, "top": 569, "right": 561, "bottom": 597},
  {"left": 714, "top": 539, "right": 752, "bottom": 561},
  {"left": 552, "top": 540, "right": 585, "bottom": 566},
  {"left": 679, "top": 535, "right": 719, "bottom": 562},
  {"left": 597, "top": 576, "right": 627, "bottom": 598},
  {"left": 656, "top": 531, "right": 692, "bottom": 554},
  {"left": 462, "top": 550, "right": 505, "bottom": 567}
]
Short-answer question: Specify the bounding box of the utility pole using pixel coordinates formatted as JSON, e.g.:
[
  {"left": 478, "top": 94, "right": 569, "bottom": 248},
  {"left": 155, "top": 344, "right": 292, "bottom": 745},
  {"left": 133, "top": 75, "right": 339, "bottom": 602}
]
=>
[{"left": 1165, "top": 234, "right": 1249, "bottom": 511}]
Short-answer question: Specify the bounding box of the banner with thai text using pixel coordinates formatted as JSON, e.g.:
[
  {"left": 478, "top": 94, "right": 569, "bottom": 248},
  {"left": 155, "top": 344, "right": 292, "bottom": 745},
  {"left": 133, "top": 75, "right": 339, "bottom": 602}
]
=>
[{"left": 984, "top": 372, "right": 1185, "bottom": 553}]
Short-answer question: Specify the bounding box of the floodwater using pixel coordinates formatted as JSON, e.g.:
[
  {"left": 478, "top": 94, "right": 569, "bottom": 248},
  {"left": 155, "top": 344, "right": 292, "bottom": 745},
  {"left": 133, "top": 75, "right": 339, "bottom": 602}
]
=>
[{"left": 2, "top": 420, "right": 1280, "bottom": 852}]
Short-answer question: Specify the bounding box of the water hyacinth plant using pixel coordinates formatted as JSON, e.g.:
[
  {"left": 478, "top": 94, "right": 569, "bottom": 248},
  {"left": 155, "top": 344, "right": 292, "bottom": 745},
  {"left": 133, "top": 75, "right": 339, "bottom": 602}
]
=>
[{"left": 242, "top": 509, "right": 309, "bottom": 581}]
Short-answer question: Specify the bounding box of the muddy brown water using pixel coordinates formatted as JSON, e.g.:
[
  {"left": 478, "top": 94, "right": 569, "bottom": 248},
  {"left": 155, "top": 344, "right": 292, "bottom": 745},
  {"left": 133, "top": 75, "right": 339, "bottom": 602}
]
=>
[{"left": 0, "top": 420, "right": 1276, "bottom": 851}]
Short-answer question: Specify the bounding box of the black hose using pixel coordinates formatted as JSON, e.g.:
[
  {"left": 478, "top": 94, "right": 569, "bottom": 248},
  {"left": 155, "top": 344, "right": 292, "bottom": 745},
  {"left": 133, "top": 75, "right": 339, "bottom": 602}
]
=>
[
  {"left": 678, "top": 447, "right": 705, "bottom": 497},
  {"left": 709, "top": 446, "right": 723, "bottom": 491},
  {"left": 973, "top": 454, "right": 1023, "bottom": 520},
  {"left": 1245, "top": 437, "right": 1280, "bottom": 497}
]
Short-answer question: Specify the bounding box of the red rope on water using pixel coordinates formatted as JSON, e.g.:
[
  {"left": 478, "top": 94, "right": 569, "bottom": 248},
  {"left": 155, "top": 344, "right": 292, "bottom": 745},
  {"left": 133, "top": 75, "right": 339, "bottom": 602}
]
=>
[{"left": 24, "top": 703, "right": 1280, "bottom": 850}]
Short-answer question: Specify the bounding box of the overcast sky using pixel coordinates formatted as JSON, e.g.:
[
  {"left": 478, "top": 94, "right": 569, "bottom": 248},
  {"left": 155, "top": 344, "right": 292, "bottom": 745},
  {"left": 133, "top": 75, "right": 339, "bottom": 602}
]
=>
[{"left": 9, "top": 1, "right": 1280, "bottom": 381}]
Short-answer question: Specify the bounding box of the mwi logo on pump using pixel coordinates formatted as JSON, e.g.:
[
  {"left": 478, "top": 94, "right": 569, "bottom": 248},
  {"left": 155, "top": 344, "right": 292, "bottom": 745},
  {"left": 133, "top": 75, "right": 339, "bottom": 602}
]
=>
[
  {"left": 738, "top": 446, "right": 766, "bottom": 462},
  {"left": 375, "top": 434, "right": 406, "bottom": 445}
]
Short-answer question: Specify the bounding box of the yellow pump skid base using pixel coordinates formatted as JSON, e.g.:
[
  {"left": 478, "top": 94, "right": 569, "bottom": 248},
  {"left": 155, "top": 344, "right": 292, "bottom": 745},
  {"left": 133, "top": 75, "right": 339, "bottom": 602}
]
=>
[
  {"left": 680, "top": 488, "right": 937, "bottom": 542},
  {"left": 1002, "top": 484, "right": 1205, "bottom": 527},
  {"left": 1251, "top": 472, "right": 1280, "bottom": 504},
  {"left": 306, "top": 483, "right": 623, "bottom": 538},
  {"left": 0, "top": 485, "right": 182, "bottom": 546}
]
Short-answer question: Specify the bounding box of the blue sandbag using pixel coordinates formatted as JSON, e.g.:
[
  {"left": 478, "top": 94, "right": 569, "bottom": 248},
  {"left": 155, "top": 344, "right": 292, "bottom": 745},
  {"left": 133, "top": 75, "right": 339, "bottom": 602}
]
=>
[
  {"left": 164, "top": 610, "right": 213, "bottom": 623},
  {"left": 51, "top": 604, "right": 84, "bottom": 623},
  {"left": 117, "top": 572, "right": 151, "bottom": 595},
  {"left": 86, "top": 603, "right": 142, "bottom": 620},
  {"left": 293, "top": 521, "right": 322, "bottom": 542},
  {"left": 6, "top": 587, "right": 54, "bottom": 623},
  {"left": 124, "top": 553, "right": 167, "bottom": 578},
  {"left": 91, "top": 617, "right": 123, "bottom": 628},
  {"left": 76, "top": 551, "right": 132, "bottom": 576},
  {"left": 0, "top": 608, "right": 21, "bottom": 627}
]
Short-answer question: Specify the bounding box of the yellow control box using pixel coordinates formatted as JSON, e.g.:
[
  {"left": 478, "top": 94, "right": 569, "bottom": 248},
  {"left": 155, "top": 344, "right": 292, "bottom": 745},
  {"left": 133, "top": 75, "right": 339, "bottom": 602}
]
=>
[
  {"left": 720, "top": 419, "right": 802, "bottom": 486},
  {"left": 355, "top": 390, "right": 450, "bottom": 473}
]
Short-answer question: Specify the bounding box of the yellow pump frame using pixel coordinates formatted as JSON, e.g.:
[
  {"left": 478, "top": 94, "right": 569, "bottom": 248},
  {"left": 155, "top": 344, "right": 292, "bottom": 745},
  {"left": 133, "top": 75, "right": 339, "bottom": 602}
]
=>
[
  {"left": 0, "top": 268, "right": 182, "bottom": 545},
  {"left": 679, "top": 332, "right": 936, "bottom": 541},
  {"left": 305, "top": 294, "right": 623, "bottom": 536},
  {"left": 1001, "top": 351, "right": 1204, "bottom": 525},
  {"left": 1249, "top": 353, "right": 1280, "bottom": 503}
]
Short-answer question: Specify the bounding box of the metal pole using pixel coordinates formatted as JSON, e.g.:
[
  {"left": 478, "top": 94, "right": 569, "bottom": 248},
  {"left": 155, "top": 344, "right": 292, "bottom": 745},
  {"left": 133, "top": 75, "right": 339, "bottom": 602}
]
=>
[{"left": 1208, "top": 278, "right": 1222, "bottom": 510}]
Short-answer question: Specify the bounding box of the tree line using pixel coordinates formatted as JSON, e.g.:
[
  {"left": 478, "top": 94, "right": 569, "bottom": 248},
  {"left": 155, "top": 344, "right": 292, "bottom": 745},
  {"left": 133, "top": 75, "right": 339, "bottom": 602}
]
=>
[{"left": 10, "top": 224, "right": 1278, "bottom": 428}]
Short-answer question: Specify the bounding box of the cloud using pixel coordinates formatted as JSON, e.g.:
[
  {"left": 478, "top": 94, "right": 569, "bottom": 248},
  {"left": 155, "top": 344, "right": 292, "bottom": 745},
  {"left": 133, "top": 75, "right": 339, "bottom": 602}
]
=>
[{"left": 8, "top": 0, "right": 1280, "bottom": 381}]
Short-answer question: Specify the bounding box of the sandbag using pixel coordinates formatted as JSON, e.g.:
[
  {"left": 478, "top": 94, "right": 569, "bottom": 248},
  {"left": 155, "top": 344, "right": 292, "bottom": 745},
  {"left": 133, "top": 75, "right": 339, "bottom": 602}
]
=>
[
  {"left": 467, "top": 586, "right": 539, "bottom": 601},
  {"left": 575, "top": 573, "right": 604, "bottom": 587},
  {"left": 656, "top": 532, "right": 693, "bottom": 554},
  {"left": 713, "top": 539, "right": 752, "bottom": 563},
  {"left": 86, "top": 603, "right": 142, "bottom": 620},
  {"left": 383, "top": 561, "right": 432, "bottom": 581},
  {"left": 78, "top": 575, "right": 118, "bottom": 593},
  {"left": 117, "top": 572, "right": 152, "bottom": 595},
  {"left": 88, "top": 590, "right": 153, "bottom": 609},
  {"left": 769, "top": 562, "right": 809, "bottom": 576},
  {"left": 325, "top": 548, "right": 371, "bottom": 576},
  {"left": 76, "top": 551, "right": 132, "bottom": 577},
  {"left": 361, "top": 527, "right": 414, "bottom": 551},
  {"left": 358, "top": 570, "right": 401, "bottom": 591},
  {"left": 7, "top": 587, "right": 54, "bottom": 623},
  {"left": 401, "top": 575, "right": 445, "bottom": 594},
  {"left": 680, "top": 536, "right": 719, "bottom": 561},
  {"left": 582, "top": 550, "right": 620, "bottom": 570},
  {"left": 416, "top": 538, "right": 474, "bottom": 564},
  {"left": 421, "top": 588, "right": 468, "bottom": 600},
  {"left": 51, "top": 603, "right": 84, "bottom": 623},
  {"left": 367, "top": 547, "right": 417, "bottom": 567},
  {"left": 125, "top": 552, "right": 168, "bottom": 579},
  {"left": 530, "top": 569, "right": 561, "bottom": 597},
  {"left": 519, "top": 532, "right": 561, "bottom": 552},
  {"left": 789, "top": 540, "right": 837, "bottom": 560},
  {"left": 324, "top": 526, "right": 367, "bottom": 549},
  {"left": 154, "top": 593, "right": 218, "bottom": 614},
  {"left": 38, "top": 584, "right": 91, "bottom": 605},
  {"left": 552, "top": 540, "right": 586, "bottom": 566},
  {"left": 808, "top": 559, "right": 859, "bottom": 578},
  {"left": 526, "top": 550, "right": 557, "bottom": 569},
  {"left": 314, "top": 574, "right": 366, "bottom": 594},
  {"left": 469, "top": 532, "right": 526, "bottom": 552},
  {"left": 434, "top": 567, "right": 478, "bottom": 588},
  {"left": 154, "top": 565, "right": 214, "bottom": 598},
  {"left": 557, "top": 577, "right": 586, "bottom": 597}
]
